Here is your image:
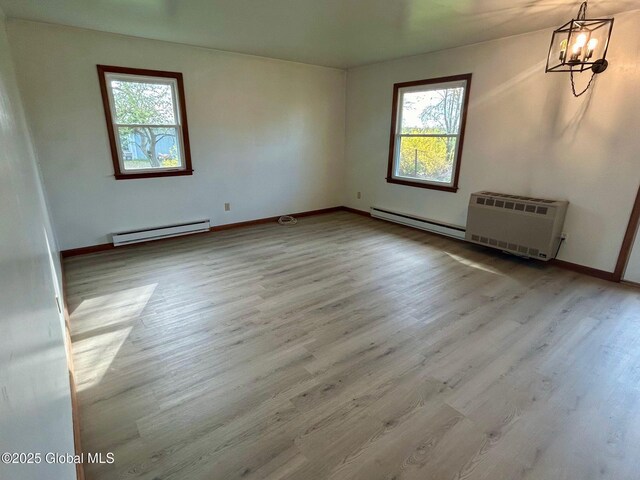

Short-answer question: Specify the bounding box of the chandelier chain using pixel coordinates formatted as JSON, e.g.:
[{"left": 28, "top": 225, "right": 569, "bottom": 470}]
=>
[
  {"left": 570, "top": 68, "right": 596, "bottom": 97},
  {"left": 577, "top": 1, "right": 588, "bottom": 21}
]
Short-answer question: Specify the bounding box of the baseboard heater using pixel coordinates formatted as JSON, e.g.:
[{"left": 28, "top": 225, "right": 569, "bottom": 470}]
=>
[
  {"left": 370, "top": 207, "right": 466, "bottom": 240},
  {"left": 112, "top": 219, "right": 211, "bottom": 246}
]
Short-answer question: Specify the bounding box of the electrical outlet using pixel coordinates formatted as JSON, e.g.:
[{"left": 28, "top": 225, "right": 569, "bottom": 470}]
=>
[
  {"left": 224, "top": 202, "right": 230, "bottom": 212},
  {"left": 561, "top": 232, "right": 568, "bottom": 241},
  {"left": 357, "top": 191, "right": 362, "bottom": 200}
]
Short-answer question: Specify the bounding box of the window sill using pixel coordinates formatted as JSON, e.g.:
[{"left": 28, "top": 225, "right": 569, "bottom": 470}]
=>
[
  {"left": 386, "top": 177, "right": 458, "bottom": 193},
  {"left": 115, "top": 169, "right": 194, "bottom": 180}
]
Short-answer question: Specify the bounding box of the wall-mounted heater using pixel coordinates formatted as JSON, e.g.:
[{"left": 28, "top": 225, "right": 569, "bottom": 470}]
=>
[
  {"left": 112, "top": 219, "right": 210, "bottom": 246},
  {"left": 466, "top": 192, "right": 568, "bottom": 261}
]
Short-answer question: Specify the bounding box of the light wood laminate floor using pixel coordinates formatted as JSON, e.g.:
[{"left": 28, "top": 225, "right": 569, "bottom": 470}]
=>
[{"left": 66, "top": 212, "right": 640, "bottom": 480}]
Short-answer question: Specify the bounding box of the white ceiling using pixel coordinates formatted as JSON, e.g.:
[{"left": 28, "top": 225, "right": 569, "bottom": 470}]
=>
[{"left": 0, "top": 0, "right": 633, "bottom": 68}]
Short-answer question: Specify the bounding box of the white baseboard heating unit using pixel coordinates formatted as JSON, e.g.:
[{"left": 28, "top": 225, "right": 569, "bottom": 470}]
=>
[
  {"left": 466, "top": 191, "right": 568, "bottom": 261},
  {"left": 370, "top": 207, "right": 466, "bottom": 240},
  {"left": 112, "top": 219, "right": 210, "bottom": 246}
]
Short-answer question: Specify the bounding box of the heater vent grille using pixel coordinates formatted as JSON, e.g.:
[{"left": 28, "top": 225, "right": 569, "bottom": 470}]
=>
[
  {"left": 476, "top": 195, "right": 553, "bottom": 216},
  {"left": 470, "top": 234, "right": 544, "bottom": 258}
]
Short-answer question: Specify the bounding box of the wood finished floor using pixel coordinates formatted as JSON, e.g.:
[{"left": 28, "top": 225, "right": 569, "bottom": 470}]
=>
[{"left": 66, "top": 211, "right": 640, "bottom": 480}]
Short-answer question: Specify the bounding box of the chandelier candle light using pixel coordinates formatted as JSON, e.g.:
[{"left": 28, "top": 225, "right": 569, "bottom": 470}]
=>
[{"left": 545, "top": 1, "right": 614, "bottom": 97}]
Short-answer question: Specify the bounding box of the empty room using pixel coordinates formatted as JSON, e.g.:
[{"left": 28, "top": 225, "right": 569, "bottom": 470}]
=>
[{"left": 3, "top": 0, "right": 640, "bottom": 479}]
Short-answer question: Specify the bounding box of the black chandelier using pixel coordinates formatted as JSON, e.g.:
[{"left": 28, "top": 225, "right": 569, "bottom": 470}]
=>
[{"left": 545, "top": 1, "right": 614, "bottom": 97}]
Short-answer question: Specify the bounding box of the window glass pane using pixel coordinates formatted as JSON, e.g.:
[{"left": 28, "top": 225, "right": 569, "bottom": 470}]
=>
[
  {"left": 395, "top": 135, "right": 457, "bottom": 184},
  {"left": 400, "top": 87, "right": 464, "bottom": 135},
  {"left": 111, "top": 79, "right": 176, "bottom": 125},
  {"left": 117, "top": 126, "right": 183, "bottom": 171}
]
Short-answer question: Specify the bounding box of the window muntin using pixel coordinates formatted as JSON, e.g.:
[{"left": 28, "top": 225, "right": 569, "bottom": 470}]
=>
[
  {"left": 98, "top": 66, "right": 193, "bottom": 179},
  {"left": 387, "top": 75, "right": 471, "bottom": 192}
]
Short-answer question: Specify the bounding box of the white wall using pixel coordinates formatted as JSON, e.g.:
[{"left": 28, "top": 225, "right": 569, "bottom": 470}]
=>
[
  {"left": 7, "top": 12, "right": 640, "bottom": 271},
  {"left": 0, "top": 11, "right": 76, "bottom": 480},
  {"left": 344, "top": 9, "right": 640, "bottom": 273},
  {"left": 6, "top": 20, "right": 346, "bottom": 251}
]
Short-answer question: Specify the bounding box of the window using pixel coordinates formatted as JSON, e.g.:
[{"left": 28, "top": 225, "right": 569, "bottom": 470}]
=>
[
  {"left": 387, "top": 74, "right": 472, "bottom": 192},
  {"left": 97, "top": 65, "right": 193, "bottom": 179}
]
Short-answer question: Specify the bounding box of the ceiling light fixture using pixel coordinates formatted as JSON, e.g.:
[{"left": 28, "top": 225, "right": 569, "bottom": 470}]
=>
[{"left": 545, "top": 1, "right": 614, "bottom": 97}]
